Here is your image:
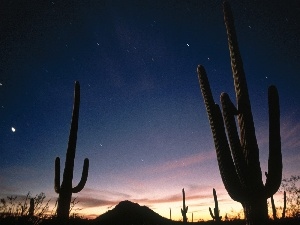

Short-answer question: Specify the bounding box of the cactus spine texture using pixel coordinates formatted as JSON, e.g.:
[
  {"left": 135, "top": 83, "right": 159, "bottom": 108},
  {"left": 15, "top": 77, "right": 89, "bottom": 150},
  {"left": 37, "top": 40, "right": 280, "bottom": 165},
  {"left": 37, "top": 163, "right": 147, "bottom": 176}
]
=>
[
  {"left": 54, "top": 81, "right": 89, "bottom": 220},
  {"left": 209, "top": 188, "right": 221, "bottom": 222},
  {"left": 181, "top": 188, "right": 188, "bottom": 223},
  {"left": 197, "top": 2, "right": 282, "bottom": 225}
]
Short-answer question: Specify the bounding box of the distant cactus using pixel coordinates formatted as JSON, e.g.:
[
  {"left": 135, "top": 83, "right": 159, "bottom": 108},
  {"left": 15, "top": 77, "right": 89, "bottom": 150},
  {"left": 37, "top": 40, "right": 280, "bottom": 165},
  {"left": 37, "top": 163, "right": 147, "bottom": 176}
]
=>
[
  {"left": 209, "top": 188, "right": 221, "bottom": 222},
  {"left": 181, "top": 188, "right": 188, "bottom": 223},
  {"left": 265, "top": 172, "right": 277, "bottom": 220},
  {"left": 270, "top": 193, "right": 277, "bottom": 220},
  {"left": 282, "top": 191, "right": 286, "bottom": 218},
  {"left": 54, "top": 81, "right": 89, "bottom": 220},
  {"left": 197, "top": 1, "right": 282, "bottom": 225},
  {"left": 266, "top": 172, "right": 286, "bottom": 220},
  {"left": 28, "top": 198, "right": 34, "bottom": 217}
]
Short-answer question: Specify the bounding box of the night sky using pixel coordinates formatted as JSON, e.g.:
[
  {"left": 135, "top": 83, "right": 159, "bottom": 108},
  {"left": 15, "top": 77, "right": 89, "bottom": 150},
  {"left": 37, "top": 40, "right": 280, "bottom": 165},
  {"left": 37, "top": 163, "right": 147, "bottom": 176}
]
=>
[{"left": 1, "top": 0, "right": 300, "bottom": 221}]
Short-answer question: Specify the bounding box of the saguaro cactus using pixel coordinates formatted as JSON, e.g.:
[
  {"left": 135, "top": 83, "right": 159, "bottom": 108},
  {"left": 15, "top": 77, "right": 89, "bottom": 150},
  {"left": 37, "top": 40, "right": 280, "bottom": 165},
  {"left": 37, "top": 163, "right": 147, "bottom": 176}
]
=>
[
  {"left": 282, "top": 191, "right": 286, "bottom": 218},
  {"left": 209, "top": 188, "right": 221, "bottom": 222},
  {"left": 197, "top": 2, "right": 282, "bottom": 225},
  {"left": 181, "top": 188, "right": 188, "bottom": 223},
  {"left": 54, "top": 81, "right": 89, "bottom": 220}
]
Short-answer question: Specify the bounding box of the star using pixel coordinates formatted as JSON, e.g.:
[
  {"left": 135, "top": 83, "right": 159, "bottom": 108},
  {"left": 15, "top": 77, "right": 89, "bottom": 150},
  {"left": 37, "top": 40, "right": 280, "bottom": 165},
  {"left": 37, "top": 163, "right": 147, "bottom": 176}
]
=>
[{"left": 11, "top": 127, "right": 16, "bottom": 132}]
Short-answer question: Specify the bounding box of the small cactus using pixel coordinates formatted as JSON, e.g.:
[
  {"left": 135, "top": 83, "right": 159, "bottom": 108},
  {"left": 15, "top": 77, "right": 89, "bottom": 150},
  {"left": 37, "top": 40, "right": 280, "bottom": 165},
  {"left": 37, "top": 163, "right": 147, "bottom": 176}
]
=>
[
  {"left": 28, "top": 198, "right": 34, "bottom": 217},
  {"left": 54, "top": 81, "right": 89, "bottom": 220},
  {"left": 282, "top": 191, "right": 286, "bottom": 218},
  {"left": 181, "top": 188, "right": 188, "bottom": 223},
  {"left": 209, "top": 188, "right": 222, "bottom": 222},
  {"left": 265, "top": 172, "right": 277, "bottom": 220}
]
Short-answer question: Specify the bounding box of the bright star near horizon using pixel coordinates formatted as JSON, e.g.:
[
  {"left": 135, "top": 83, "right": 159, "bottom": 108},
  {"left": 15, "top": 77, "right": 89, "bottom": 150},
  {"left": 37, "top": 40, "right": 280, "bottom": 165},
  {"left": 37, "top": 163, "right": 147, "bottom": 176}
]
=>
[{"left": 11, "top": 127, "right": 16, "bottom": 132}]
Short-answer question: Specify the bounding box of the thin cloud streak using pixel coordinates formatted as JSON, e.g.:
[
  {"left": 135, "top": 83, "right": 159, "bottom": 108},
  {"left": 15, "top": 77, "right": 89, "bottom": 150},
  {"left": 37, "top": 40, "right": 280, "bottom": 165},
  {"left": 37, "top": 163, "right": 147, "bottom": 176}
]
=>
[
  {"left": 256, "top": 115, "right": 300, "bottom": 150},
  {"left": 281, "top": 119, "right": 300, "bottom": 149},
  {"left": 77, "top": 197, "right": 119, "bottom": 208},
  {"left": 81, "top": 188, "right": 131, "bottom": 199},
  {"left": 144, "top": 151, "right": 215, "bottom": 174}
]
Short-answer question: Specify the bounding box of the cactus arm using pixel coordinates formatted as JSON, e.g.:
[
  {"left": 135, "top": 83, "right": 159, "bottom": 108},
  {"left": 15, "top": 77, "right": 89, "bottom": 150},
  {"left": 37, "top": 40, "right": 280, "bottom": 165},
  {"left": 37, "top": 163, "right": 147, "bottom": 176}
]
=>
[
  {"left": 198, "top": 65, "right": 243, "bottom": 201},
  {"left": 265, "top": 86, "right": 282, "bottom": 197},
  {"left": 55, "top": 157, "right": 61, "bottom": 193},
  {"left": 209, "top": 207, "right": 215, "bottom": 220},
  {"left": 214, "top": 104, "right": 244, "bottom": 202},
  {"left": 223, "top": 1, "right": 262, "bottom": 186},
  {"left": 223, "top": 1, "right": 251, "bottom": 120},
  {"left": 223, "top": 1, "right": 257, "bottom": 152},
  {"left": 197, "top": 65, "right": 216, "bottom": 124},
  {"left": 220, "top": 92, "right": 248, "bottom": 188},
  {"left": 72, "top": 158, "right": 89, "bottom": 193}
]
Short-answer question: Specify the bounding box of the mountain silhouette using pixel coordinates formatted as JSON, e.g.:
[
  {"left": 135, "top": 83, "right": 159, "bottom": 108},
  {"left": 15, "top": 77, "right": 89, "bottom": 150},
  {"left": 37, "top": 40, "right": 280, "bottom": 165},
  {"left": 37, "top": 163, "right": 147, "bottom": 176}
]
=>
[{"left": 94, "top": 200, "right": 175, "bottom": 225}]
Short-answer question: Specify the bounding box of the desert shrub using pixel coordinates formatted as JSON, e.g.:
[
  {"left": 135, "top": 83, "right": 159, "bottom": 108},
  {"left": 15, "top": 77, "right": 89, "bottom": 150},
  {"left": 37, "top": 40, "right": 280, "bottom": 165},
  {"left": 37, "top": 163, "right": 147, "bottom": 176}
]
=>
[
  {"left": 0, "top": 192, "right": 50, "bottom": 224},
  {"left": 281, "top": 175, "right": 300, "bottom": 218}
]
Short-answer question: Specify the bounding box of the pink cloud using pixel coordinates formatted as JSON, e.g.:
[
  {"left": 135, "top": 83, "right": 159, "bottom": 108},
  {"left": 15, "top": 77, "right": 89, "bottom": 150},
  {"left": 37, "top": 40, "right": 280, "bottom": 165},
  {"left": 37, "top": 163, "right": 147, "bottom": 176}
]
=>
[
  {"left": 144, "top": 151, "right": 215, "bottom": 174},
  {"left": 281, "top": 119, "right": 300, "bottom": 149},
  {"left": 77, "top": 197, "right": 119, "bottom": 208}
]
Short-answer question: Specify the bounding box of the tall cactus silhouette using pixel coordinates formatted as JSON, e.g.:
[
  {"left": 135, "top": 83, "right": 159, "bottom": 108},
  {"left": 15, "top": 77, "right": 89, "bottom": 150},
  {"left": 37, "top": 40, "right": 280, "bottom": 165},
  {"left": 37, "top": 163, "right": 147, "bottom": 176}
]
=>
[
  {"left": 209, "top": 188, "right": 221, "bottom": 222},
  {"left": 54, "top": 81, "right": 89, "bottom": 220},
  {"left": 181, "top": 188, "right": 188, "bottom": 223},
  {"left": 197, "top": 1, "right": 282, "bottom": 224}
]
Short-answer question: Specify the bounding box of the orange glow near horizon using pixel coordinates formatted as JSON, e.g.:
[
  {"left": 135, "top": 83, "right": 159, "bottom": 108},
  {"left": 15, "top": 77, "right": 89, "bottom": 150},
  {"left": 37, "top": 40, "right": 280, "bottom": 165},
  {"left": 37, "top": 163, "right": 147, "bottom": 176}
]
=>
[
  {"left": 71, "top": 190, "right": 287, "bottom": 222},
  {"left": 76, "top": 195, "right": 244, "bottom": 221}
]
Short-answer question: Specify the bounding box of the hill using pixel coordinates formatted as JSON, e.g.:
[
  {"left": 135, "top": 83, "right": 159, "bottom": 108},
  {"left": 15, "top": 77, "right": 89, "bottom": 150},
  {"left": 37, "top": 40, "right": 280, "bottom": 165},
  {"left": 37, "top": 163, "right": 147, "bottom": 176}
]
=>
[{"left": 94, "top": 200, "right": 175, "bottom": 225}]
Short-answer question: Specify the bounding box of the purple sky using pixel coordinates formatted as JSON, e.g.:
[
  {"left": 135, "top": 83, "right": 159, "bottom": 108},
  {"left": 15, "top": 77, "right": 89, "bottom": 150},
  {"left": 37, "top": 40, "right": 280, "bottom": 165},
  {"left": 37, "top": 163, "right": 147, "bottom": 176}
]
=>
[{"left": 1, "top": 0, "right": 299, "bottom": 221}]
